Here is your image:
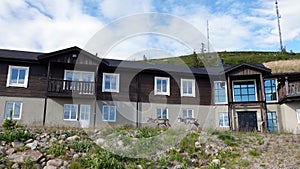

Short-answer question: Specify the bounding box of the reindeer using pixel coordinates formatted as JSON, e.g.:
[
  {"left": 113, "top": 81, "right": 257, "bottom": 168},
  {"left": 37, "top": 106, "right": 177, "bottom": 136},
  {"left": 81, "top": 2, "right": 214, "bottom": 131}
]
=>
[
  {"left": 147, "top": 117, "right": 171, "bottom": 128},
  {"left": 178, "top": 117, "right": 199, "bottom": 128}
]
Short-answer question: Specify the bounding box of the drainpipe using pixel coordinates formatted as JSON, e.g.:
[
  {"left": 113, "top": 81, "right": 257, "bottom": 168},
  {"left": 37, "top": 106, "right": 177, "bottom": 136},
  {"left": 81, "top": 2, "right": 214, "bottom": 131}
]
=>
[
  {"left": 136, "top": 73, "right": 140, "bottom": 128},
  {"left": 285, "top": 76, "right": 288, "bottom": 95},
  {"left": 43, "top": 61, "right": 51, "bottom": 126}
]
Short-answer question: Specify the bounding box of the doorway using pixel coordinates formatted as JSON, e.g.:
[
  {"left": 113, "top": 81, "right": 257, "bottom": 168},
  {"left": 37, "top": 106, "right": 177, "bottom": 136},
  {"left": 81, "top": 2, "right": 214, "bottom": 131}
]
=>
[{"left": 237, "top": 111, "right": 257, "bottom": 132}]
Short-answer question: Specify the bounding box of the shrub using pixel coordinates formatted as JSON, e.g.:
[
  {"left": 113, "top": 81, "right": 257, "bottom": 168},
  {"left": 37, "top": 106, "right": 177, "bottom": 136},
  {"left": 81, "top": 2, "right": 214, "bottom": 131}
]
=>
[
  {"left": 47, "top": 144, "right": 66, "bottom": 157},
  {"left": 0, "top": 128, "right": 33, "bottom": 142},
  {"left": 69, "top": 140, "right": 93, "bottom": 153}
]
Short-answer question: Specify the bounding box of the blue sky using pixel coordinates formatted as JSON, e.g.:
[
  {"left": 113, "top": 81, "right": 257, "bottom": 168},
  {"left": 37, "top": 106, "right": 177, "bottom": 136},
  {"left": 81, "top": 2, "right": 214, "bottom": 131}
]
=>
[{"left": 0, "top": 0, "right": 299, "bottom": 60}]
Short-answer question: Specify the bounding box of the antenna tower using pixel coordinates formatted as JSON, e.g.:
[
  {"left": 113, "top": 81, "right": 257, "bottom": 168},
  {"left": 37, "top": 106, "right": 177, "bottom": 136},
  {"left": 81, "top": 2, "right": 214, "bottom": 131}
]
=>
[{"left": 275, "top": 0, "right": 284, "bottom": 52}]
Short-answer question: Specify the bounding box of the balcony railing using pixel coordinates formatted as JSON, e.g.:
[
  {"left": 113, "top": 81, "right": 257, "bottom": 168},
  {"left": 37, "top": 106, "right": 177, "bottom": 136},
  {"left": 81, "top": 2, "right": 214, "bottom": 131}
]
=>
[
  {"left": 48, "top": 79, "right": 95, "bottom": 95},
  {"left": 280, "top": 82, "right": 300, "bottom": 98}
]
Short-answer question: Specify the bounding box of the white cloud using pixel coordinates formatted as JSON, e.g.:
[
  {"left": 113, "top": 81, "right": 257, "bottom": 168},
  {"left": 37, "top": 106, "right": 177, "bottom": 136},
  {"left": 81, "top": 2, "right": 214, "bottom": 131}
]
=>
[
  {"left": 99, "top": 0, "right": 153, "bottom": 19},
  {"left": 0, "top": 0, "right": 103, "bottom": 52}
]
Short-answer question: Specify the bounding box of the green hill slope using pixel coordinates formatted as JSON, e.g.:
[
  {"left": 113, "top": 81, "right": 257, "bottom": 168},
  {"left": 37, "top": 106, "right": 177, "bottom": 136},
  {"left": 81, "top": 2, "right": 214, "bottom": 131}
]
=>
[{"left": 146, "top": 51, "right": 300, "bottom": 67}]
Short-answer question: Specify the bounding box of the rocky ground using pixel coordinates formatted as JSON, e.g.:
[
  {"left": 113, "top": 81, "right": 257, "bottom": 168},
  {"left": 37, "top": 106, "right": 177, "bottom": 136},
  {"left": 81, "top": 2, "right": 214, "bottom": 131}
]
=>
[{"left": 0, "top": 125, "right": 300, "bottom": 169}]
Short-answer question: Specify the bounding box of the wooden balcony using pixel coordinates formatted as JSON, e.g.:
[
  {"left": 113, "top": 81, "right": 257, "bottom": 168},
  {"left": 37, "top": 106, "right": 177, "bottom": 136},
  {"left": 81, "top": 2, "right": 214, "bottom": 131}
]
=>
[
  {"left": 47, "top": 79, "right": 95, "bottom": 97},
  {"left": 279, "top": 82, "right": 300, "bottom": 102}
]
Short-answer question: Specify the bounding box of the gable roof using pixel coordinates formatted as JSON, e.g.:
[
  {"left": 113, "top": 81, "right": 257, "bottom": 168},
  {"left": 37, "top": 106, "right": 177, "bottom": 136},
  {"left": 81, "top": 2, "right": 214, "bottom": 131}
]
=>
[
  {"left": 0, "top": 48, "right": 44, "bottom": 61},
  {"left": 224, "top": 62, "right": 271, "bottom": 74}
]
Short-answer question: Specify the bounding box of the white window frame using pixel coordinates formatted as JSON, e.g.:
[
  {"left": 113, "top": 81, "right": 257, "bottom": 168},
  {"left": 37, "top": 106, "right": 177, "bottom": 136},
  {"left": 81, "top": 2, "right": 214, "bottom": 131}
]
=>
[
  {"left": 102, "top": 73, "right": 120, "bottom": 93},
  {"left": 214, "top": 81, "right": 228, "bottom": 104},
  {"left": 219, "top": 112, "right": 229, "bottom": 127},
  {"left": 64, "top": 70, "right": 95, "bottom": 82},
  {"left": 63, "top": 104, "right": 78, "bottom": 121},
  {"left": 182, "top": 108, "right": 194, "bottom": 119},
  {"left": 102, "top": 105, "right": 116, "bottom": 122},
  {"left": 232, "top": 79, "right": 257, "bottom": 102},
  {"left": 181, "top": 79, "right": 196, "bottom": 97},
  {"left": 297, "top": 109, "right": 300, "bottom": 124},
  {"left": 4, "top": 101, "right": 22, "bottom": 120},
  {"left": 264, "top": 78, "right": 278, "bottom": 103},
  {"left": 154, "top": 76, "right": 170, "bottom": 96},
  {"left": 156, "top": 107, "right": 168, "bottom": 119},
  {"left": 6, "top": 65, "right": 30, "bottom": 88}
]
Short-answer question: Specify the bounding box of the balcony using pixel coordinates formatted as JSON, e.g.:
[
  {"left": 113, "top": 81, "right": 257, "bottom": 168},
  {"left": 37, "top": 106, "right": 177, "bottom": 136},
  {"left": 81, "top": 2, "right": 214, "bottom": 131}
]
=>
[
  {"left": 47, "top": 79, "right": 95, "bottom": 97},
  {"left": 279, "top": 82, "right": 300, "bottom": 102}
]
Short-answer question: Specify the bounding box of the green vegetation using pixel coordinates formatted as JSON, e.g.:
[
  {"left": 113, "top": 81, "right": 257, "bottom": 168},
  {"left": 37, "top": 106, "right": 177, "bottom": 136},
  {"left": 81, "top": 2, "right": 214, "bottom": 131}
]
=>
[
  {"left": 0, "top": 112, "right": 33, "bottom": 142},
  {"left": 146, "top": 51, "right": 300, "bottom": 67}
]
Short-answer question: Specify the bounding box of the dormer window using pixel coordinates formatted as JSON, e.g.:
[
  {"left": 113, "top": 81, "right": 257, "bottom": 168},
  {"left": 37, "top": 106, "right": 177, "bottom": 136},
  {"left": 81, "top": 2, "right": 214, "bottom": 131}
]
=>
[{"left": 233, "top": 80, "right": 257, "bottom": 102}]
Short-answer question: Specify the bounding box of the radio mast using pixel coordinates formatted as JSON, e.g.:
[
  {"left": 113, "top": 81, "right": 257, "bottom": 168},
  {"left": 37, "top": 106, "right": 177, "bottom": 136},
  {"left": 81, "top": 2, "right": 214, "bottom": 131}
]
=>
[{"left": 275, "top": 0, "right": 284, "bottom": 52}]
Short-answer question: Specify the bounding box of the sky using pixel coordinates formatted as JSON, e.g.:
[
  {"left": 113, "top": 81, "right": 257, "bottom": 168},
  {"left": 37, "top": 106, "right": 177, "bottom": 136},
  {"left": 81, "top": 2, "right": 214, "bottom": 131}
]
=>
[{"left": 0, "top": 0, "right": 300, "bottom": 60}]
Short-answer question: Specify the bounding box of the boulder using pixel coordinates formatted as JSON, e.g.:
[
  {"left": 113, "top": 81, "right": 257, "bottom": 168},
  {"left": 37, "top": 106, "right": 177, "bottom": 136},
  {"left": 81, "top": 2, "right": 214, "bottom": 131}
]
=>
[
  {"left": 7, "top": 150, "right": 43, "bottom": 163},
  {"left": 47, "top": 158, "right": 63, "bottom": 167}
]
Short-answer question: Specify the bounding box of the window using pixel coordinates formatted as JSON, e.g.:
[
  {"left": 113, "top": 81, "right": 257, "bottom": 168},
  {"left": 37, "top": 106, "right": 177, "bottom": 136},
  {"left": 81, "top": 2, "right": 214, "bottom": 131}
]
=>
[
  {"left": 63, "top": 104, "right": 78, "bottom": 121},
  {"left": 219, "top": 112, "right": 229, "bottom": 127},
  {"left": 6, "top": 66, "right": 29, "bottom": 88},
  {"left": 264, "top": 79, "right": 277, "bottom": 102},
  {"left": 181, "top": 79, "right": 195, "bottom": 97},
  {"left": 154, "top": 77, "right": 170, "bottom": 96},
  {"left": 233, "top": 80, "right": 257, "bottom": 102},
  {"left": 214, "top": 81, "right": 227, "bottom": 104},
  {"left": 182, "top": 108, "right": 194, "bottom": 119},
  {"left": 64, "top": 70, "right": 94, "bottom": 82},
  {"left": 5, "top": 101, "right": 22, "bottom": 120},
  {"left": 297, "top": 109, "right": 300, "bottom": 123},
  {"left": 102, "top": 105, "right": 116, "bottom": 122},
  {"left": 156, "top": 108, "right": 168, "bottom": 119},
  {"left": 267, "top": 112, "right": 278, "bottom": 132},
  {"left": 102, "top": 73, "right": 119, "bottom": 93}
]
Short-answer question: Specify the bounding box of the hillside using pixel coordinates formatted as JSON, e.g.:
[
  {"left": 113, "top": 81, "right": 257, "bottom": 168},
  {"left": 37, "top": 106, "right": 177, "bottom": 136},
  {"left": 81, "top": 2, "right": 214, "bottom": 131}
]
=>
[{"left": 145, "top": 51, "right": 300, "bottom": 73}]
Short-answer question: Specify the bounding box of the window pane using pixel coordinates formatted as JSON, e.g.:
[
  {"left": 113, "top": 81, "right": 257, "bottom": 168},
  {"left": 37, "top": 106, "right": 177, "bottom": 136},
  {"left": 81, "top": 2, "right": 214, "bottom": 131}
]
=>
[
  {"left": 157, "top": 79, "right": 161, "bottom": 92},
  {"left": 156, "top": 109, "right": 161, "bottom": 119},
  {"left": 5, "top": 102, "right": 14, "bottom": 118},
  {"left": 188, "top": 109, "right": 193, "bottom": 118},
  {"left": 162, "top": 109, "right": 167, "bottom": 119},
  {"left": 13, "top": 103, "right": 21, "bottom": 119},
  {"left": 162, "top": 80, "right": 167, "bottom": 92},
  {"left": 11, "top": 69, "right": 19, "bottom": 83},
  {"left": 109, "top": 106, "right": 116, "bottom": 120},
  {"left": 18, "top": 69, "right": 25, "bottom": 83},
  {"left": 104, "top": 76, "right": 111, "bottom": 89}
]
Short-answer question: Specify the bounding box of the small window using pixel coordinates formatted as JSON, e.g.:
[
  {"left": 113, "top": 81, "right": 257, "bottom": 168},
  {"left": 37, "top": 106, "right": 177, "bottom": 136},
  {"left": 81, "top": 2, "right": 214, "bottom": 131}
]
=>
[
  {"left": 181, "top": 79, "right": 196, "bottom": 97},
  {"left": 63, "top": 104, "right": 78, "bottom": 121},
  {"left": 102, "top": 73, "right": 120, "bottom": 93},
  {"left": 156, "top": 108, "right": 168, "bottom": 119},
  {"left": 297, "top": 109, "right": 300, "bottom": 124},
  {"left": 264, "top": 79, "right": 278, "bottom": 102},
  {"left": 219, "top": 112, "right": 229, "bottom": 127},
  {"left": 214, "top": 81, "right": 227, "bottom": 104},
  {"left": 154, "top": 76, "right": 170, "bottom": 96},
  {"left": 6, "top": 66, "right": 30, "bottom": 88},
  {"left": 102, "top": 105, "right": 116, "bottom": 122},
  {"left": 182, "top": 108, "right": 194, "bottom": 119},
  {"left": 5, "top": 101, "right": 22, "bottom": 120}
]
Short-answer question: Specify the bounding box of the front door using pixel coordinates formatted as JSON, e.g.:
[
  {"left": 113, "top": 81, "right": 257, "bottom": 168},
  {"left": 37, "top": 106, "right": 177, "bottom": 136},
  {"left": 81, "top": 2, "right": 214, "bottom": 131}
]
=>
[
  {"left": 237, "top": 111, "right": 257, "bottom": 132},
  {"left": 79, "top": 105, "right": 90, "bottom": 128}
]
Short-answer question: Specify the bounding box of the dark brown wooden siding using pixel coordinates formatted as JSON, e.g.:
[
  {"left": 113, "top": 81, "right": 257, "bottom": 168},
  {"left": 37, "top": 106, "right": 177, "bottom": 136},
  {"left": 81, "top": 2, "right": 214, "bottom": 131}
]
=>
[
  {"left": 97, "top": 67, "right": 211, "bottom": 105},
  {"left": 0, "top": 61, "right": 47, "bottom": 98}
]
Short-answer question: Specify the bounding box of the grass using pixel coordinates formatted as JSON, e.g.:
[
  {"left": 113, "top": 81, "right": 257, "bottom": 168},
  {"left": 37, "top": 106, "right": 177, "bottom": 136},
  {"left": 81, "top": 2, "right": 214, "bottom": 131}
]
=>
[{"left": 145, "top": 51, "right": 300, "bottom": 71}]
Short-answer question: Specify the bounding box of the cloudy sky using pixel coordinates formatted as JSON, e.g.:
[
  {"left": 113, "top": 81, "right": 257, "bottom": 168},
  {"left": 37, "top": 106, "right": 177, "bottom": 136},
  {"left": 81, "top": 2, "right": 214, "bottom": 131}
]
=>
[{"left": 0, "top": 0, "right": 299, "bottom": 60}]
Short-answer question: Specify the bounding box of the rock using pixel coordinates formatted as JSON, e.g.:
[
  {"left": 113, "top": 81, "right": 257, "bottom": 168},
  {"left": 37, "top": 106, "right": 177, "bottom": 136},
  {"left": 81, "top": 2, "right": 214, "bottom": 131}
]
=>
[
  {"left": 0, "top": 164, "right": 7, "bottom": 169},
  {"left": 195, "top": 141, "right": 201, "bottom": 149},
  {"left": 24, "top": 139, "right": 33, "bottom": 144},
  {"left": 66, "top": 135, "right": 80, "bottom": 141},
  {"left": 95, "top": 138, "right": 105, "bottom": 145},
  {"left": 12, "top": 141, "right": 24, "bottom": 148},
  {"left": 117, "top": 140, "right": 123, "bottom": 146},
  {"left": 6, "top": 148, "right": 16, "bottom": 155},
  {"left": 60, "top": 166, "right": 67, "bottom": 169},
  {"left": 63, "top": 160, "right": 69, "bottom": 166},
  {"left": 73, "top": 153, "right": 79, "bottom": 159},
  {"left": 211, "top": 159, "right": 220, "bottom": 165},
  {"left": 47, "top": 158, "right": 63, "bottom": 167},
  {"left": 137, "top": 164, "right": 143, "bottom": 169},
  {"left": 46, "top": 154, "right": 55, "bottom": 159},
  {"left": 7, "top": 150, "right": 43, "bottom": 163},
  {"left": 11, "top": 163, "right": 19, "bottom": 169},
  {"left": 26, "top": 140, "right": 38, "bottom": 150},
  {"left": 173, "top": 164, "right": 182, "bottom": 169},
  {"left": 49, "top": 137, "right": 57, "bottom": 143},
  {"left": 43, "top": 166, "right": 56, "bottom": 169}
]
